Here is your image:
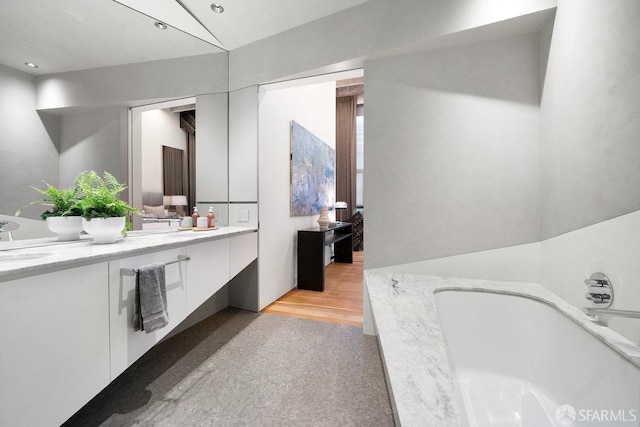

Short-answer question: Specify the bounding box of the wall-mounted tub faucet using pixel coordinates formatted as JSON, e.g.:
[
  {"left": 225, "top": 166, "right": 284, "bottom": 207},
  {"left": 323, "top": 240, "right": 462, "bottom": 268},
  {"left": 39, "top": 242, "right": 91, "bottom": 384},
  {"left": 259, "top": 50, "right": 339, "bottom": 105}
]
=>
[
  {"left": 583, "top": 272, "right": 640, "bottom": 321},
  {"left": 583, "top": 272, "right": 613, "bottom": 308}
]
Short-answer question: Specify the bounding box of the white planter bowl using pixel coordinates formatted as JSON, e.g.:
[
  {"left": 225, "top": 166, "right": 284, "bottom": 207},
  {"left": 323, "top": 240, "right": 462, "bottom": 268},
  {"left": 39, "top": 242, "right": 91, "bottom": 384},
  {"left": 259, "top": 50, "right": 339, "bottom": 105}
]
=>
[
  {"left": 46, "top": 216, "right": 83, "bottom": 241},
  {"left": 82, "top": 217, "right": 126, "bottom": 244}
]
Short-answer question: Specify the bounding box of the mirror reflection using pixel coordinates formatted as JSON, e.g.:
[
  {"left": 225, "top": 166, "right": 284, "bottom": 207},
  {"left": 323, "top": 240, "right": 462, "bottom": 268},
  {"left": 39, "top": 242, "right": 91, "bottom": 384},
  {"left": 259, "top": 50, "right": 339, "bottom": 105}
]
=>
[
  {"left": 130, "top": 93, "right": 229, "bottom": 233},
  {"left": 0, "top": 83, "right": 230, "bottom": 242},
  {"left": 134, "top": 99, "right": 197, "bottom": 232}
]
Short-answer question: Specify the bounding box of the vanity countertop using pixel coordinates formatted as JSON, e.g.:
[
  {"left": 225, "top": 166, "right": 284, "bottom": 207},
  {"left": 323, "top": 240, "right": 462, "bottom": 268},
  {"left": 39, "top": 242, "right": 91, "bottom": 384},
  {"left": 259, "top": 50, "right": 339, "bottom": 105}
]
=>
[
  {"left": 0, "top": 226, "right": 257, "bottom": 282},
  {"left": 364, "top": 270, "right": 640, "bottom": 427}
]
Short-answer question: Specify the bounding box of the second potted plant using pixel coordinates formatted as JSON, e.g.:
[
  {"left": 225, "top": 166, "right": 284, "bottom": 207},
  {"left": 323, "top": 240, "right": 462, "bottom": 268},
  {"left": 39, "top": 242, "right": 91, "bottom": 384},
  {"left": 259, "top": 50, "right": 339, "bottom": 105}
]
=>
[{"left": 75, "top": 170, "right": 138, "bottom": 244}]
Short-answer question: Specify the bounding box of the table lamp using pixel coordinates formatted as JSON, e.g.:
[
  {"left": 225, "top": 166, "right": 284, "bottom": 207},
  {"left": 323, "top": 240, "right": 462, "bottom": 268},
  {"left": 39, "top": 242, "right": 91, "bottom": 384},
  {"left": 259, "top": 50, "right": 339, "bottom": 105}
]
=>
[{"left": 171, "top": 195, "right": 188, "bottom": 217}]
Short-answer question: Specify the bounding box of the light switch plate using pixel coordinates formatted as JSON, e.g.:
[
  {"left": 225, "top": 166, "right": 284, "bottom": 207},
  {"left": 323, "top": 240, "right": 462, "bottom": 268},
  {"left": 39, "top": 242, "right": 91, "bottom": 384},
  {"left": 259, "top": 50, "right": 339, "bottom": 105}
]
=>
[{"left": 238, "top": 209, "right": 250, "bottom": 222}]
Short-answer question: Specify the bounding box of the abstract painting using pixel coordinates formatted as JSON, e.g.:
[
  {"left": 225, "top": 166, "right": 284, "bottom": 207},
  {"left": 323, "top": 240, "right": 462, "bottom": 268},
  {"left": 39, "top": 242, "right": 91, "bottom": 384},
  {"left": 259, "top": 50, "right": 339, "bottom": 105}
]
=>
[{"left": 290, "top": 120, "right": 335, "bottom": 216}]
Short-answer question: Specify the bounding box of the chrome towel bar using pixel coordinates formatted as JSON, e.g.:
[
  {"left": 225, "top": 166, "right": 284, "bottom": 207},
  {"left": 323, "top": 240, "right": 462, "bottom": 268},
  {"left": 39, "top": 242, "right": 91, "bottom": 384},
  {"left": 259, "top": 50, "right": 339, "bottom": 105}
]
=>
[{"left": 120, "top": 255, "right": 191, "bottom": 277}]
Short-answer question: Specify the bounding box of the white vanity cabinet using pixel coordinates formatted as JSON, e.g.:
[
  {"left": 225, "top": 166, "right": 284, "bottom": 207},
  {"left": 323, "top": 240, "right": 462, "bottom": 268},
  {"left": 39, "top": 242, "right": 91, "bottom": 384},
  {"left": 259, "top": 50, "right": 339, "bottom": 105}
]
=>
[
  {"left": 0, "top": 228, "right": 258, "bottom": 426},
  {"left": 107, "top": 233, "right": 257, "bottom": 379},
  {"left": 186, "top": 239, "right": 230, "bottom": 312},
  {"left": 108, "top": 247, "right": 188, "bottom": 379},
  {"left": 0, "top": 263, "right": 111, "bottom": 427}
]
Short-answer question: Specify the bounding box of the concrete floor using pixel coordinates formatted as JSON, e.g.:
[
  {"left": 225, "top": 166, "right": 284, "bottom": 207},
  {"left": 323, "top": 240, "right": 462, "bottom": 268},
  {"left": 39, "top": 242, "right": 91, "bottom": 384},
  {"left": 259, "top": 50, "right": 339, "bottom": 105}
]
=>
[{"left": 64, "top": 308, "right": 394, "bottom": 426}]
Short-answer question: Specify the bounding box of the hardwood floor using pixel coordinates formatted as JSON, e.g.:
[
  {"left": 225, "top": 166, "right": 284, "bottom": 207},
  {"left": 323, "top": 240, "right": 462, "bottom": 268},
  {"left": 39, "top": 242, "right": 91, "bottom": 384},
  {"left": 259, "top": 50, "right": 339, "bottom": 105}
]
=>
[{"left": 262, "top": 251, "right": 364, "bottom": 327}]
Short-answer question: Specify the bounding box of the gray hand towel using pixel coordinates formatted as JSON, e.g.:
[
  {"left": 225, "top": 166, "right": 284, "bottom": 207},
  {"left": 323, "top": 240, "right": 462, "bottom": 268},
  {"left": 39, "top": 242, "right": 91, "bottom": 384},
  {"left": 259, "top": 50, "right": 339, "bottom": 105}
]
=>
[{"left": 133, "top": 262, "right": 169, "bottom": 333}]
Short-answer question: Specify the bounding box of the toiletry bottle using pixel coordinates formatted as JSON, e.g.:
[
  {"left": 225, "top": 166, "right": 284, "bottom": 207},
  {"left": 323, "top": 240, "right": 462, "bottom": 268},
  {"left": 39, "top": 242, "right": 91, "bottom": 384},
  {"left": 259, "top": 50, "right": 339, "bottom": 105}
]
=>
[
  {"left": 192, "top": 207, "right": 200, "bottom": 228},
  {"left": 207, "top": 207, "right": 216, "bottom": 228}
]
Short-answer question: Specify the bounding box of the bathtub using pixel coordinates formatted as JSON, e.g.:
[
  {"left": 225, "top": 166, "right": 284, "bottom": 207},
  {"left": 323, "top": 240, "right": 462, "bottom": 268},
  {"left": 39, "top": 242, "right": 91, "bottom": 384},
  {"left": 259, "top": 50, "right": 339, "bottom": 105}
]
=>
[
  {"left": 436, "top": 290, "right": 640, "bottom": 426},
  {"left": 364, "top": 272, "right": 640, "bottom": 426}
]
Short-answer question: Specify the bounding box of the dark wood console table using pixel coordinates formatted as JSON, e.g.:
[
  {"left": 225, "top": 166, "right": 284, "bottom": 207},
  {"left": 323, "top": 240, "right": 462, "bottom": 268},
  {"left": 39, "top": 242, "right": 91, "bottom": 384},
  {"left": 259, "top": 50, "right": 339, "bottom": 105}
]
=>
[{"left": 297, "top": 222, "right": 353, "bottom": 291}]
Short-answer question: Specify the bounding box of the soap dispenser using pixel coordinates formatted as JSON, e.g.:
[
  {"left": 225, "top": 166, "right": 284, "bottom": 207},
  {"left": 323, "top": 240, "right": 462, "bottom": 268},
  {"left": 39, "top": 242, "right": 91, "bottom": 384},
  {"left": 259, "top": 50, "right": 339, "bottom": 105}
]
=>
[
  {"left": 207, "top": 207, "right": 216, "bottom": 228},
  {"left": 191, "top": 207, "right": 200, "bottom": 228}
]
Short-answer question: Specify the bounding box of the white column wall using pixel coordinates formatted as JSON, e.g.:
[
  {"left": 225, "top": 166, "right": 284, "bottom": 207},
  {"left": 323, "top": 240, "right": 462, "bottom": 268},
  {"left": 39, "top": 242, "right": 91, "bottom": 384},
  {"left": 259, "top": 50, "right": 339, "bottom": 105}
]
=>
[
  {"left": 196, "top": 93, "right": 228, "bottom": 205},
  {"left": 229, "top": 86, "right": 258, "bottom": 203},
  {"left": 257, "top": 81, "right": 336, "bottom": 310}
]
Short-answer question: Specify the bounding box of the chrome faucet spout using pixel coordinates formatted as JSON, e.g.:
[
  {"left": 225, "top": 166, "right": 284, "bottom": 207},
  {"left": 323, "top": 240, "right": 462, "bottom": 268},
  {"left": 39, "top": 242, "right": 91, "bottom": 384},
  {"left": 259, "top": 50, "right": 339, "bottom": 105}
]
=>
[{"left": 583, "top": 307, "right": 640, "bottom": 319}]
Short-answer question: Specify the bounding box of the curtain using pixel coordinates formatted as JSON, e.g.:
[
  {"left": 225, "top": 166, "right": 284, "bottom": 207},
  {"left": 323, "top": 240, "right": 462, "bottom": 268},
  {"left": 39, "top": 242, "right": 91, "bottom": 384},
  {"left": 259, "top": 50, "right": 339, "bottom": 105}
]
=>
[
  {"left": 336, "top": 95, "right": 357, "bottom": 218},
  {"left": 186, "top": 131, "right": 196, "bottom": 213},
  {"left": 162, "top": 146, "right": 184, "bottom": 196},
  {"left": 180, "top": 111, "right": 196, "bottom": 213}
]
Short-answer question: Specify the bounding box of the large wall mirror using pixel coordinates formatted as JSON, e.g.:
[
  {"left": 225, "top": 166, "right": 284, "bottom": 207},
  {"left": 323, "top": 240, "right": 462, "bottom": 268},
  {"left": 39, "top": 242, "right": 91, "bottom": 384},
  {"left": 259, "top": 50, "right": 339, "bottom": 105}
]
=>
[{"left": 0, "top": 90, "right": 229, "bottom": 242}]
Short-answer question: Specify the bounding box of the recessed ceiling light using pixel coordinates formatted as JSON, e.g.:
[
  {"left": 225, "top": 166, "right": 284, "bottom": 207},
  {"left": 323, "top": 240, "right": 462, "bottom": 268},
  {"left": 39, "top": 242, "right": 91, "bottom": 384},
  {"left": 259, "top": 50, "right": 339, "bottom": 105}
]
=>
[
  {"left": 154, "top": 21, "right": 168, "bottom": 30},
  {"left": 25, "top": 62, "right": 39, "bottom": 69},
  {"left": 211, "top": 3, "right": 224, "bottom": 13}
]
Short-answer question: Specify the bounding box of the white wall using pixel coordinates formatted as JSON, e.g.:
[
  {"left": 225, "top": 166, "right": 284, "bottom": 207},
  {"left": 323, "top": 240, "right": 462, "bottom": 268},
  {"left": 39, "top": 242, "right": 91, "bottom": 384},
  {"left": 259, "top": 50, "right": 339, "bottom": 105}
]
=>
[
  {"left": 228, "top": 86, "right": 259, "bottom": 229},
  {"left": 536, "top": 0, "right": 640, "bottom": 346},
  {"left": 191, "top": 93, "right": 229, "bottom": 226},
  {"left": 0, "top": 65, "right": 59, "bottom": 219},
  {"left": 229, "top": 0, "right": 556, "bottom": 90},
  {"left": 36, "top": 53, "right": 228, "bottom": 110},
  {"left": 377, "top": 243, "right": 541, "bottom": 284},
  {"left": 540, "top": 0, "right": 640, "bottom": 239},
  {"left": 196, "top": 93, "right": 228, "bottom": 206},
  {"left": 58, "top": 107, "right": 126, "bottom": 188},
  {"left": 376, "top": 210, "right": 640, "bottom": 347},
  {"left": 141, "top": 109, "right": 186, "bottom": 195},
  {"left": 540, "top": 210, "right": 640, "bottom": 347},
  {"left": 257, "top": 80, "right": 336, "bottom": 310},
  {"left": 364, "top": 33, "right": 541, "bottom": 269},
  {"left": 229, "top": 86, "right": 258, "bottom": 203},
  {"left": 370, "top": 0, "right": 640, "bottom": 347}
]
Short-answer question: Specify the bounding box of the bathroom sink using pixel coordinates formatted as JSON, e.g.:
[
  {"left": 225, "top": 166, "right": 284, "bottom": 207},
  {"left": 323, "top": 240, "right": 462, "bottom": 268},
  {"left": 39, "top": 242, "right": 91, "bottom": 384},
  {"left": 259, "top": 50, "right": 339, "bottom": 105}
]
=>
[{"left": 0, "top": 252, "right": 52, "bottom": 262}]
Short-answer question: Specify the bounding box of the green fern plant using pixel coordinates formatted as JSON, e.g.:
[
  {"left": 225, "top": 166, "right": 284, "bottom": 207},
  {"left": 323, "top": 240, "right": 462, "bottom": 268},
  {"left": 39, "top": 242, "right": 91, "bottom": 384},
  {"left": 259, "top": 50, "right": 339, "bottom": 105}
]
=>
[
  {"left": 75, "top": 171, "right": 138, "bottom": 228},
  {"left": 15, "top": 181, "right": 83, "bottom": 220}
]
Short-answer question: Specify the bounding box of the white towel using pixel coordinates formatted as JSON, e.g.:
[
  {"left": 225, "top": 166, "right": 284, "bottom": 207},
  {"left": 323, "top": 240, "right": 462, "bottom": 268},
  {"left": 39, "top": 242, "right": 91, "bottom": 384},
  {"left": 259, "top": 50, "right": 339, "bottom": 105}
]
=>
[{"left": 133, "top": 263, "right": 169, "bottom": 333}]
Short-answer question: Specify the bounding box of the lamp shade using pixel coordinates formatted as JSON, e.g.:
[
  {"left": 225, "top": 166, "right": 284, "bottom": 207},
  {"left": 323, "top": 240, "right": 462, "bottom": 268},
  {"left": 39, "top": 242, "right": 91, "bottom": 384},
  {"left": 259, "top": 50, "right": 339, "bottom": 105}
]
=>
[
  {"left": 163, "top": 195, "right": 171, "bottom": 206},
  {"left": 335, "top": 201, "right": 347, "bottom": 209},
  {"left": 170, "top": 195, "right": 188, "bottom": 206}
]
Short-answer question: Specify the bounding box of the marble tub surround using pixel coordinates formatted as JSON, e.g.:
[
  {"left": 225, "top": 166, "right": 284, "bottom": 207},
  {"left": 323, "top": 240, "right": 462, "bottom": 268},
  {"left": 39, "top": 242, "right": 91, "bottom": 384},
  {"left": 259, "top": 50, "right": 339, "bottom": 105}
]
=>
[
  {"left": 364, "top": 271, "right": 640, "bottom": 426},
  {"left": 0, "top": 226, "right": 257, "bottom": 282}
]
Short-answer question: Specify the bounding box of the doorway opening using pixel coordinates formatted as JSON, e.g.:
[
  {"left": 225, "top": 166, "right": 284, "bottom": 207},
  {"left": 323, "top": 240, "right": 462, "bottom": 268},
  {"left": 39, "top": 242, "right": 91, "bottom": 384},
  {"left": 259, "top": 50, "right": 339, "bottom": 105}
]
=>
[{"left": 259, "top": 68, "right": 365, "bottom": 325}]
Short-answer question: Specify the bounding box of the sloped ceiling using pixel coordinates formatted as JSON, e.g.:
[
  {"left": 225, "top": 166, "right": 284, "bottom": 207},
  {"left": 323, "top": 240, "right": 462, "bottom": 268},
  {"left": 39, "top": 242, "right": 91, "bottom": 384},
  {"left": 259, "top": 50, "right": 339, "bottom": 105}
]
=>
[{"left": 0, "top": 0, "right": 368, "bottom": 75}]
